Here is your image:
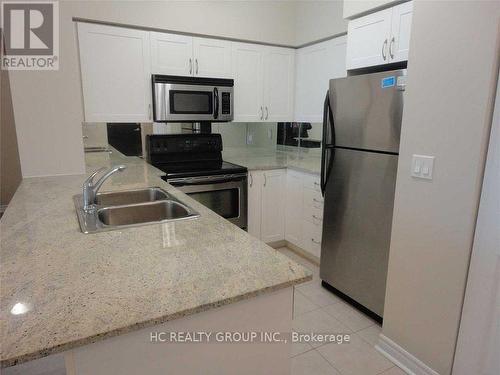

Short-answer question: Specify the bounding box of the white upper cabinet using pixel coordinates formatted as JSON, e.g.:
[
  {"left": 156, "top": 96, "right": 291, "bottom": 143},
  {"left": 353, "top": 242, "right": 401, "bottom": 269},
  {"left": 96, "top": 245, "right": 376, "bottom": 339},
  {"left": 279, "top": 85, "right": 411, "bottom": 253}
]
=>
[
  {"left": 346, "top": 1, "right": 413, "bottom": 70},
  {"left": 232, "top": 43, "right": 294, "bottom": 122},
  {"left": 263, "top": 47, "right": 295, "bottom": 122},
  {"left": 295, "top": 36, "right": 347, "bottom": 123},
  {"left": 231, "top": 42, "right": 265, "bottom": 122},
  {"left": 150, "top": 33, "right": 231, "bottom": 78},
  {"left": 346, "top": 8, "right": 393, "bottom": 70},
  {"left": 193, "top": 37, "right": 231, "bottom": 78},
  {"left": 390, "top": 1, "right": 413, "bottom": 63},
  {"left": 150, "top": 32, "right": 193, "bottom": 76},
  {"left": 77, "top": 23, "right": 152, "bottom": 123}
]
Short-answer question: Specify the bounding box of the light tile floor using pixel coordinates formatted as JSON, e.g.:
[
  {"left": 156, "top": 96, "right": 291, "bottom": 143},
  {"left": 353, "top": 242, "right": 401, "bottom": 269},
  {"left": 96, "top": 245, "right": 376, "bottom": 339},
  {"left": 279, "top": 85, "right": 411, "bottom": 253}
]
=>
[{"left": 277, "top": 247, "right": 407, "bottom": 375}]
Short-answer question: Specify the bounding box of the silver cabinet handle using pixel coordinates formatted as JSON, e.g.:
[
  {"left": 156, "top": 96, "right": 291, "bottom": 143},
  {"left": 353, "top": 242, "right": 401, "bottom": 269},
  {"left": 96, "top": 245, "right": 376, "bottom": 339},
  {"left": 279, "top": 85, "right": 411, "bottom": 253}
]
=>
[
  {"left": 260, "top": 106, "right": 263, "bottom": 120},
  {"left": 313, "top": 198, "right": 323, "bottom": 204},
  {"left": 312, "top": 215, "right": 322, "bottom": 220},
  {"left": 265, "top": 106, "right": 269, "bottom": 120},
  {"left": 249, "top": 173, "right": 253, "bottom": 187},
  {"left": 263, "top": 173, "right": 267, "bottom": 187},
  {"left": 82, "top": 135, "right": 89, "bottom": 139},
  {"left": 189, "top": 58, "right": 192, "bottom": 75},
  {"left": 311, "top": 238, "right": 321, "bottom": 244},
  {"left": 382, "top": 39, "right": 388, "bottom": 61},
  {"left": 314, "top": 181, "right": 320, "bottom": 187},
  {"left": 133, "top": 127, "right": 140, "bottom": 132},
  {"left": 195, "top": 58, "right": 199, "bottom": 75},
  {"left": 389, "top": 37, "right": 395, "bottom": 60}
]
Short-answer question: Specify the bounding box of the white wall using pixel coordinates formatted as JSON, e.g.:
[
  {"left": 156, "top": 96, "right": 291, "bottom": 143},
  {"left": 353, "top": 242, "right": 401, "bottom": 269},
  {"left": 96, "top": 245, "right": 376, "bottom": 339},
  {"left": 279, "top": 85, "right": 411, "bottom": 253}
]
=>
[
  {"left": 295, "top": 0, "right": 347, "bottom": 46},
  {"left": 452, "top": 72, "right": 500, "bottom": 375},
  {"left": 381, "top": 1, "right": 500, "bottom": 374},
  {"left": 343, "top": 0, "right": 400, "bottom": 19}
]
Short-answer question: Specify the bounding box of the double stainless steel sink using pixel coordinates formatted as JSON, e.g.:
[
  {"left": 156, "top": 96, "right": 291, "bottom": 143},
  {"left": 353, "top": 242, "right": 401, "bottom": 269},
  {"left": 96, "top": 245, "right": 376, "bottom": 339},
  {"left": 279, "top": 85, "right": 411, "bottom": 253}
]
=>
[{"left": 74, "top": 187, "right": 199, "bottom": 234}]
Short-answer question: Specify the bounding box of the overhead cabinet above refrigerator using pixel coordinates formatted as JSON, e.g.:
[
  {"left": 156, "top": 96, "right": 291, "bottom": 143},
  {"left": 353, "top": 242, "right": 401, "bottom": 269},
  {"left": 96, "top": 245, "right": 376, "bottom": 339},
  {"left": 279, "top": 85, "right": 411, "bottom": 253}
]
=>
[{"left": 346, "top": 1, "right": 413, "bottom": 70}]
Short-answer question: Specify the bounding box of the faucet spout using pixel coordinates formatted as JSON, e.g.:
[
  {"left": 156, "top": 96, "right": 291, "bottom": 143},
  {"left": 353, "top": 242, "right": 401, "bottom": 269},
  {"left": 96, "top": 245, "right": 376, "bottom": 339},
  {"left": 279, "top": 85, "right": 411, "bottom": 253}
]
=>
[
  {"left": 92, "top": 165, "right": 126, "bottom": 195},
  {"left": 82, "top": 165, "right": 126, "bottom": 212}
]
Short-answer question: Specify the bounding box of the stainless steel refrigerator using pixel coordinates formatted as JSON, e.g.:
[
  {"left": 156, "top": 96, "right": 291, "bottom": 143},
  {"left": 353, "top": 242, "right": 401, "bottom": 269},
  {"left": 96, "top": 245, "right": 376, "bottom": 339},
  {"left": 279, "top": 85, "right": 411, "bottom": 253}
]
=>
[{"left": 319, "top": 69, "right": 406, "bottom": 320}]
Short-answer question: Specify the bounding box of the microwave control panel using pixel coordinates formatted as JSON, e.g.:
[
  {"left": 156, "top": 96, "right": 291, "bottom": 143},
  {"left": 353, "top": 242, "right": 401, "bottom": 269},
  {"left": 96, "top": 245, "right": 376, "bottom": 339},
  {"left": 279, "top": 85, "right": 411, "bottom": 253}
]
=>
[{"left": 221, "top": 93, "right": 231, "bottom": 115}]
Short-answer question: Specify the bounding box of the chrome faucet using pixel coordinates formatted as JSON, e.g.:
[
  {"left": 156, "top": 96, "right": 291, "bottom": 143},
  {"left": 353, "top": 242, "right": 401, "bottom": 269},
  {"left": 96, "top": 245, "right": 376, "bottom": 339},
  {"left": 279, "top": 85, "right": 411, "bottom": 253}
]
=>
[{"left": 82, "top": 165, "right": 126, "bottom": 212}]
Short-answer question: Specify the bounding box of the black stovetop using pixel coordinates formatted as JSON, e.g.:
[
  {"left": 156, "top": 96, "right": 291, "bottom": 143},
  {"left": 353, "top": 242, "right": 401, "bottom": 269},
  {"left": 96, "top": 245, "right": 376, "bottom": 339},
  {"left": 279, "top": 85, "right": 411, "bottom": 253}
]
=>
[
  {"left": 147, "top": 134, "right": 247, "bottom": 180},
  {"left": 155, "top": 160, "right": 247, "bottom": 179}
]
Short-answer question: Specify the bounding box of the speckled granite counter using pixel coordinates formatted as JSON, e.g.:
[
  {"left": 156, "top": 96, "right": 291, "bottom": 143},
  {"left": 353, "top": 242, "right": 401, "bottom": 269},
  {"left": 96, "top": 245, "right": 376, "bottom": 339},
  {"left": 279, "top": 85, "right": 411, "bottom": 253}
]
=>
[
  {"left": 0, "top": 150, "right": 311, "bottom": 368},
  {"left": 222, "top": 146, "right": 321, "bottom": 175}
]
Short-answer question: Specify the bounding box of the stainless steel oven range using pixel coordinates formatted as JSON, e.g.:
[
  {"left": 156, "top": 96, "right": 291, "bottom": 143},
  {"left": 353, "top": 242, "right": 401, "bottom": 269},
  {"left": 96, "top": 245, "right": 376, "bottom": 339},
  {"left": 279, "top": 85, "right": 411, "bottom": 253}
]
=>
[{"left": 146, "top": 134, "right": 247, "bottom": 229}]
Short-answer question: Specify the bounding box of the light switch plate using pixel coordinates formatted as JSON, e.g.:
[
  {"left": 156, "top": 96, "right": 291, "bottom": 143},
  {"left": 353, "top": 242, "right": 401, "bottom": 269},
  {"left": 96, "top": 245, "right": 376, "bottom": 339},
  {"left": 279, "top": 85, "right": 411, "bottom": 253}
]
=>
[{"left": 411, "top": 154, "right": 435, "bottom": 180}]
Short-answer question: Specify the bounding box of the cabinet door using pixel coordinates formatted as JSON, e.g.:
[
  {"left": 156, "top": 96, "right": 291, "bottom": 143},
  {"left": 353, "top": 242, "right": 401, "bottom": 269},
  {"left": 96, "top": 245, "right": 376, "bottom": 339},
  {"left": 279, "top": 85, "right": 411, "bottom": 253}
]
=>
[
  {"left": 78, "top": 23, "right": 152, "bottom": 122},
  {"left": 231, "top": 42, "right": 265, "bottom": 122},
  {"left": 193, "top": 37, "right": 231, "bottom": 78},
  {"left": 390, "top": 1, "right": 413, "bottom": 63},
  {"left": 294, "top": 37, "right": 347, "bottom": 123},
  {"left": 150, "top": 32, "right": 193, "bottom": 76},
  {"left": 346, "top": 8, "right": 392, "bottom": 70},
  {"left": 247, "top": 171, "right": 263, "bottom": 239},
  {"left": 285, "top": 171, "right": 303, "bottom": 247},
  {"left": 263, "top": 47, "right": 295, "bottom": 122},
  {"left": 261, "top": 169, "right": 286, "bottom": 243}
]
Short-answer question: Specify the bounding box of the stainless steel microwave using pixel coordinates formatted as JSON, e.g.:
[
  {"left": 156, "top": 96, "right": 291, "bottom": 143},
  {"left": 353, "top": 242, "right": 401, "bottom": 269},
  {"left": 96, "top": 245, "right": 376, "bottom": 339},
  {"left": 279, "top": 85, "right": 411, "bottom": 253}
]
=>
[{"left": 152, "top": 75, "right": 234, "bottom": 122}]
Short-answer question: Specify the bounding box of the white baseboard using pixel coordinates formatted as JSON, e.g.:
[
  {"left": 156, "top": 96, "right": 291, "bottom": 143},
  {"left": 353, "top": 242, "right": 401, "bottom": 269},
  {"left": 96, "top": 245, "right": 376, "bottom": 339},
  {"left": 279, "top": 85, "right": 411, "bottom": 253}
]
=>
[{"left": 375, "top": 334, "right": 440, "bottom": 375}]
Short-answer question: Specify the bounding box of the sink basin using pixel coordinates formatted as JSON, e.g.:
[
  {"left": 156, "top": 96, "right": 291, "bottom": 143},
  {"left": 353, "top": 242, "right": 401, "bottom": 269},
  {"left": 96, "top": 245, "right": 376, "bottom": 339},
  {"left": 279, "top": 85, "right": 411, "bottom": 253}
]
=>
[
  {"left": 98, "top": 200, "right": 197, "bottom": 226},
  {"left": 74, "top": 187, "right": 199, "bottom": 233},
  {"left": 95, "top": 187, "right": 170, "bottom": 206}
]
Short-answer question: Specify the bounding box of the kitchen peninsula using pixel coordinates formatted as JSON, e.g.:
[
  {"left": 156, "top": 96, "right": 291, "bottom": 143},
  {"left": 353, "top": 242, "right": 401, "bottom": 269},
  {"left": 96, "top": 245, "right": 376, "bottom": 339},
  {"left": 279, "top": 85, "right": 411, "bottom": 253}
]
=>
[{"left": 0, "top": 149, "right": 311, "bottom": 375}]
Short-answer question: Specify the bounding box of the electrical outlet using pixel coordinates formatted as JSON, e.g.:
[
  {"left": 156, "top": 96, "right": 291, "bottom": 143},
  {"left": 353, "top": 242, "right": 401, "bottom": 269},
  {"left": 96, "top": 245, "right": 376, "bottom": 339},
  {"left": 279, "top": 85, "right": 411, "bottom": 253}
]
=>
[{"left": 411, "top": 154, "right": 435, "bottom": 180}]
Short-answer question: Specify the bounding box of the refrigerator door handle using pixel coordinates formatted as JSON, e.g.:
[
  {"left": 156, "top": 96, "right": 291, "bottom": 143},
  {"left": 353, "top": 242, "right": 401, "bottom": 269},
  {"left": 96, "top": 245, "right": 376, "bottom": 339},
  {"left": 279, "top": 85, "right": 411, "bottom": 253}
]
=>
[{"left": 321, "top": 92, "right": 335, "bottom": 196}]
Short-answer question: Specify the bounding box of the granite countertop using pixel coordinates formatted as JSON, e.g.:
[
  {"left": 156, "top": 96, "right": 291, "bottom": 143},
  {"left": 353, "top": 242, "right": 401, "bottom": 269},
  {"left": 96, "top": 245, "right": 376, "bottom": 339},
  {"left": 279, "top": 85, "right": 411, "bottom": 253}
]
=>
[
  {"left": 222, "top": 146, "right": 322, "bottom": 175},
  {"left": 0, "top": 150, "right": 311, "bottom": 368}
]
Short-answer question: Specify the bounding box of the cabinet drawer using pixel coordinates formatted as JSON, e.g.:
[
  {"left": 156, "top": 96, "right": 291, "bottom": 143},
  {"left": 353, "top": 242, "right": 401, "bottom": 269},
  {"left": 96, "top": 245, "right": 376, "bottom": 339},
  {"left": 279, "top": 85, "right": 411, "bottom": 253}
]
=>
[
  {"left": 303, "top": 188, "right": 323, "bottom": 223},
  {"left": 302, "top": 218, "right": 322, "bottom": 258}
]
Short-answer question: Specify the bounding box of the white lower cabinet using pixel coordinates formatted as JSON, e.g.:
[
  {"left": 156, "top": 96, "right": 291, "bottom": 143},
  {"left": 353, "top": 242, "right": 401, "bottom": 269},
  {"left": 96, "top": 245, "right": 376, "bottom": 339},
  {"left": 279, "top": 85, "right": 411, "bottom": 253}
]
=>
[
  {"left": 248, "top": 168, "right": 324, "bottom": 256},
  {"left": 285, "top": 170, "right": 324, "bottom": 259},
  {"left": 247, "top": 169, "right": 285, "bottom": 243},
  {"left": 285, "top": 171, "right": 303, "bottom": 247}
]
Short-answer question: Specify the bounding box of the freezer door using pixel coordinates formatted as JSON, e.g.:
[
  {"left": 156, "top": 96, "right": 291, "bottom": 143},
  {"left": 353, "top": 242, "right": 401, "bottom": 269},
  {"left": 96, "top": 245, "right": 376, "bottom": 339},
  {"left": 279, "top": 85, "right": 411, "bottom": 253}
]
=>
[
  {"left": 329, "top": 69, "right": 405, "bottom": 153},
  {"left": 319, "top": 148, "right": 398, "bottom": 317}
]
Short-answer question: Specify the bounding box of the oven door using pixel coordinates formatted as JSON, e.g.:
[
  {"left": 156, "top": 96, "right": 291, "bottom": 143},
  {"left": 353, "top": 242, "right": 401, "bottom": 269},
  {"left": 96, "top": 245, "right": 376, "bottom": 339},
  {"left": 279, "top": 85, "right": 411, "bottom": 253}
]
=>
[
  {"left": 168, "top": 174, "right": 247, "bottom": 229},
  {"left": 154, "top": 83, "right": 218, "bottom": 122}
]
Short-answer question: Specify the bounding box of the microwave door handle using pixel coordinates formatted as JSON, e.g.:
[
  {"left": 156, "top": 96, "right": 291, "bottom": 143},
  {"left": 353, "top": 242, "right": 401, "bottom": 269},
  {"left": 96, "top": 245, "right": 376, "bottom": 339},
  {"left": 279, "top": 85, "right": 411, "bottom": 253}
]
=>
[{"left": 213, "top": 87, "right": 219, "bottom": 119}]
